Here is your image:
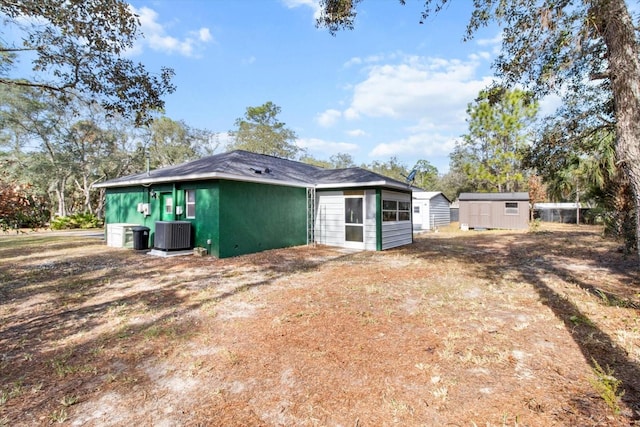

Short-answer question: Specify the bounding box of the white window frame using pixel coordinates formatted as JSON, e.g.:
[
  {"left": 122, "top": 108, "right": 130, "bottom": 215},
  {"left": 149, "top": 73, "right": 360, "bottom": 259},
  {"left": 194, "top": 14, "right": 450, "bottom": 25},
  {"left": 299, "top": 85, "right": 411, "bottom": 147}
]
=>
[
  {"left": 383, "top": 199, "right": 411, "bottom": 222},
  {"left": 505, "top": 202, "right": 519, "bottom": 215},
  {"left": 164, "top": 196, "right": 173, "bottom": 215},
  {"left": 185, "top": 190, "right": 196, "bottom": 219}
]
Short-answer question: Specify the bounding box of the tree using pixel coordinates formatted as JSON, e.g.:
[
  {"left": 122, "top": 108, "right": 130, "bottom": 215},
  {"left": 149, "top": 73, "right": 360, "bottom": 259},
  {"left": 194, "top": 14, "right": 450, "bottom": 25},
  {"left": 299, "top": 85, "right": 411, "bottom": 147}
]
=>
[
  {"left": 528, "top": 119, "right": 635, "bottom": 248},
  {"left": 300, "top": 155, "right": 331, "bottom": 168},
  {"left": 437, "top": 168, "right": 474, "bottom": 202},
  {"left": 412, "top": 159, "right": 439, "bottom": 190},
  {"left": 317, "top": 0, "right": 640, "bottom": 259},
  {"left": 0, "top": 0, "right": 175, "bottom": 125},
  {"left": 0, "top": 177, "right": 49, "bottom": 230},
  {"left": 144, "top": 117, "right": 200, "bottom": 169},
  {"left": 330, "top": 152, "right": 355, "bottom": 168},
  {"left": 362, "top": 157, "right": 408, "bottom": 182},
  {"left": 228, "top": 102, "right": 301, "bottom": 159},
  {"left": 456, "top": 86, "right": 537, "bottom": 192},
  {"left": 528, "top": 175, "right": 546, "bottom": 221},
  {"left": 0, "top": 85, "right": 71, "bottom": 216}
]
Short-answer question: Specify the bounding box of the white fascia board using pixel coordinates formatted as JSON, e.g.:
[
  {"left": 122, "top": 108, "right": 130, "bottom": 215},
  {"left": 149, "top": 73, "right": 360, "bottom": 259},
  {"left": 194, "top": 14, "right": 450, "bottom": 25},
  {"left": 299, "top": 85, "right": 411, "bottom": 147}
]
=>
[
  {"left": 315, "top": 181, "right": 411, "bottom": 191},
  {"left": 93, "top": 172, "right": 311, "bottom": 189}
]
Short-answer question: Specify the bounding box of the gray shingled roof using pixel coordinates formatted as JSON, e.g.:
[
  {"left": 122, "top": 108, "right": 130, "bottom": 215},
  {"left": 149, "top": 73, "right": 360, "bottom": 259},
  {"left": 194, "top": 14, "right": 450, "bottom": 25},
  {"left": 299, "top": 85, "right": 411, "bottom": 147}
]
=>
[
  {"left": 458, "top": 192, "right": 530, "bottom": 201},
  {"left": 94, "top": 150, "right": 412, "bottom": 191}
]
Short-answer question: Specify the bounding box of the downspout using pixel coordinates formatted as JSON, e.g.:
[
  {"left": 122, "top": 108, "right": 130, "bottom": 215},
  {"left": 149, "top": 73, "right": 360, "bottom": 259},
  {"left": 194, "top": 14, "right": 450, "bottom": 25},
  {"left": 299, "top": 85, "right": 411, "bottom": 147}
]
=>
[
  {"left": 172, "top": 184, "right": 178, "bottom": 219},
  {"left": 376, "top": 188, "right": 382, "bottom": 251}
]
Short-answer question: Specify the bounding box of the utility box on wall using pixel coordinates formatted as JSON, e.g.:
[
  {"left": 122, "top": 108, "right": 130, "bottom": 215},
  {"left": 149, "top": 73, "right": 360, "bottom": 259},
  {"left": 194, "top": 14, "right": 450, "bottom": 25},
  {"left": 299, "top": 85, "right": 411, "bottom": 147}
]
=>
[{"left": 137, "top": 203, "right": 150, "bottom": 216}]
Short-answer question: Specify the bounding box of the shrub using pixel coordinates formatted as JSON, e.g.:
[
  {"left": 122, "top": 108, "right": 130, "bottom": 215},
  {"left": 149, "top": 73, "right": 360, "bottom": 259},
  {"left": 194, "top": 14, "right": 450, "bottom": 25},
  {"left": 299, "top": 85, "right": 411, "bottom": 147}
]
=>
[
  {"left": 0, "top": 181, "right": 50, "bottom": 231},
  {"left": 50, "top": 213, "right": 103, "bottom": 230}
]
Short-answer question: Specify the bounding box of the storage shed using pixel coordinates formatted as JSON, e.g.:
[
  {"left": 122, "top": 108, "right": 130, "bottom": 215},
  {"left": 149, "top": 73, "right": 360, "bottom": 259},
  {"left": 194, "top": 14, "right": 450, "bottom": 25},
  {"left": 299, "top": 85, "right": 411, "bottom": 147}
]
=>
[
  {"left": 459, "top": 192, "right": 530, "bottom": 230},
  {"left": 412, "top": 191, "right": 451, "bottom": 231},
  {"left": 94, "top": 150, "right": 414, "bottom": 258}
]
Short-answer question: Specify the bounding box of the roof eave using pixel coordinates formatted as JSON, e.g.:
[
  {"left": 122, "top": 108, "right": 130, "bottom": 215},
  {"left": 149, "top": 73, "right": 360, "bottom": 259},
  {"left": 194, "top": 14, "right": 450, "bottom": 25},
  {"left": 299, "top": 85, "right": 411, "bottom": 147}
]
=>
[
  {"left": 93, "top": 172, "right": 312, "bottom": 189},
  {"left": 315, "top": 181, "right": 411, "bottom": 191}
]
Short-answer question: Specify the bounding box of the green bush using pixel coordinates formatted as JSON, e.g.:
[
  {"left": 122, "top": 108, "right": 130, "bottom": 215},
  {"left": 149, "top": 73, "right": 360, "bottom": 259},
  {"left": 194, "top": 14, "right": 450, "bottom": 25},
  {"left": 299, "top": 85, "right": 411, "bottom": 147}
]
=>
[{"left": 50, "top": 213, "right": 103, "bottom": 230}]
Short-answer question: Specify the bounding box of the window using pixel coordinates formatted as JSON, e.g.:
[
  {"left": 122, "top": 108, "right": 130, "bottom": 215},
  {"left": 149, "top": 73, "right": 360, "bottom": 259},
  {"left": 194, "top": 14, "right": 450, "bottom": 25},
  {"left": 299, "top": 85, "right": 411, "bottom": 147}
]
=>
[
  {"left": 505, "top": 202, "right": 519, "bottom": 215},
  {"left": 382, "top": 199, "right": 411, "bottom": 222},
  {"left": 383, "top": 200, "right": 397, "bottom": 221},
  {"left": 398, "top": 201, "right": 411, "bottom": 221},
  {"left": 413, "top": 206, "right": 420, "bottom": 214},
  {"left": 164, "top": 196, "right": 173, "bottom": 215},
  {"left": 186, "top": 190, "right": 196, "bottom": 218}
]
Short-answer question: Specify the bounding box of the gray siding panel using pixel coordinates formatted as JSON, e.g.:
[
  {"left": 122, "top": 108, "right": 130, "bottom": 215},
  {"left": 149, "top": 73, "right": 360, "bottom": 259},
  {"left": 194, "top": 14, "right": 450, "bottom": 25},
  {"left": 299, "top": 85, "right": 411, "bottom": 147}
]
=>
[
  {"left": 382, "top": 222, "right": 413, "bottom": 249},
  {"left": 315, "top": 191, "right": 344, "bottom": 246},
  {"left": 382, "top": 190, "right": 413, "bottom": 249}
]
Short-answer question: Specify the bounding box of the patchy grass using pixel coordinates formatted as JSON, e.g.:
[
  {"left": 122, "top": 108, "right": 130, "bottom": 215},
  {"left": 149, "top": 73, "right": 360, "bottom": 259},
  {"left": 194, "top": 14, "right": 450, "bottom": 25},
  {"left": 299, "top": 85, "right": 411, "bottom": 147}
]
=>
[{"left": 1, "top": 224, "right": 639, "bottom": 426}]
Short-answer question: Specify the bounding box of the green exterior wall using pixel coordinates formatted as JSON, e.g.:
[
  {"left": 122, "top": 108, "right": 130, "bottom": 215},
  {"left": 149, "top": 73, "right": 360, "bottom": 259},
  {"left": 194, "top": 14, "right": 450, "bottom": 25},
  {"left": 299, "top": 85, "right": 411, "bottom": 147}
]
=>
[
  {"left": 104, "top": 179, "right": 307, "bottom": 258},
  {"left": 218, "top": 180, "right": 307, "bottom": 258},
  {"left": 104, "top": 184, "right": 173, "bottom": 247}
]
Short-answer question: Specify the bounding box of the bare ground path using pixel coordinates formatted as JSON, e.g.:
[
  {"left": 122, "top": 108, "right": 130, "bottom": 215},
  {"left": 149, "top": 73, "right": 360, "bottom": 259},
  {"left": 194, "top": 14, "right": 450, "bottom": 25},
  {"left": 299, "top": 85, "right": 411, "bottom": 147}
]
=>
[{"left": 1, "top": 224, "right": 639, "bottom": 426}]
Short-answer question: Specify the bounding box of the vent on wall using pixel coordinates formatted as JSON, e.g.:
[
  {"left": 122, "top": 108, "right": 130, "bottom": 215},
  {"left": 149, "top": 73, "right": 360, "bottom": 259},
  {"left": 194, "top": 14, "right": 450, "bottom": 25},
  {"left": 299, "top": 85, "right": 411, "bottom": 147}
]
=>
[{"left": 154, "top": 221, "right": 192, "bottom": 250}]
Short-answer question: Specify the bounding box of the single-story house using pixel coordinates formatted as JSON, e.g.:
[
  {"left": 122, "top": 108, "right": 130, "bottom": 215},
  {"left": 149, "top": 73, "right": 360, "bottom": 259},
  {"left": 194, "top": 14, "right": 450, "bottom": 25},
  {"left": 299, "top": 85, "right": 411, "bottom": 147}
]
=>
[
  {"left": 94, "top": 150, "right": 414, "bottom": 258},
  {"left": 412, "top": 191, "right": 451, "bottom": 231},
  {"left": 459, "top": 192, "right": 530, "bottom": 230}
]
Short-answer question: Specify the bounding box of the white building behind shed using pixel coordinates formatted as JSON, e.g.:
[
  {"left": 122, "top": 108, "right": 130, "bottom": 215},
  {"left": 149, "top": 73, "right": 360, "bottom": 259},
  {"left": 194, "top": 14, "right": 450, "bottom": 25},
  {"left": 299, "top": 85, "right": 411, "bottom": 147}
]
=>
[{"left": 412, "top": 191, "right": 451, "bottom": 231}]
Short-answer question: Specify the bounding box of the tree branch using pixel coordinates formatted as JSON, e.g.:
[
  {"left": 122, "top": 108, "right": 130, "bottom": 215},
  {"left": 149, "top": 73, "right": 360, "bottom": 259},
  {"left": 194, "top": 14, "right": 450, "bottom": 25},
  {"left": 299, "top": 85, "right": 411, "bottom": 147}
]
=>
[
  {"left": 0, "top": 47, "right": 37, "bottom": 53},
  {"left": 0, "top": 78, "right": 67, "bottom": 93},
  {"left": 590, "top": 71, "right": 610, "bottom": 80}
]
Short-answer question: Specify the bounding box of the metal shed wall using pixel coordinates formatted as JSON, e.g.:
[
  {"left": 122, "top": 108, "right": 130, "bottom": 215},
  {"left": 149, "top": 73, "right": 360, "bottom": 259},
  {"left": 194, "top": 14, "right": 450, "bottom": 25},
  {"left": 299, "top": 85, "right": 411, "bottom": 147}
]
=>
[{"left": 412, "top": 192, "right": 451, "bottom": 230}]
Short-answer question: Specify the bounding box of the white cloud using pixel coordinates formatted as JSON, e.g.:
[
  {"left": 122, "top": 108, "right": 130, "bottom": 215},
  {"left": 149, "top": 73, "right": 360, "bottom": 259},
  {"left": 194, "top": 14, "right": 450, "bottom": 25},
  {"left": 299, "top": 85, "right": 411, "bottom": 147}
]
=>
[
  {"left": 316, "top": 109, "right": 342, "bottom": 127},
  {"left": 128, "top": 6, "right": 213, "bottom": 57},
  {"left": 282, "top": 0, "right": 322, "bottom": 20},
  {"left": 346, "top": 129, "right": 368, "bottom": 137},
  {"left": 370, "top": 133, "right": 459, "bottom": 159},
  {"left": 197, "top": 28, "right": 213, "bottom": 42},
  {"left": 538, "top": 92, "right": 563, "bottom": 118},
  {"left": 297, "top": 137, "right": 359, "bottom": 153},
  {"left": 343, "top": 53, "right": 391, "bottom": 68},
  {"left": 476, "top": 32, "right": 503, "bottom": 55},
  {"left": 477, "top": 32, "right": 503, "bottom": 47},
  {"left": 343, "top": 54, "right": 494, "bottom": 131},
  {"left": 344, "top": 57, "right": 363, "bottom": 68}
]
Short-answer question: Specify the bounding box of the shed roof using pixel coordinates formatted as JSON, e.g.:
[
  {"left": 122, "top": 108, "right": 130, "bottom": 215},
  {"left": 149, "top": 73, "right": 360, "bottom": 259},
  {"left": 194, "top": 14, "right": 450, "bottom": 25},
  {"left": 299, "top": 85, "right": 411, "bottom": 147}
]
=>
[
  {"left": 94, "top": 150, "right": 411, "bottom": 191},
  {"left": 412, "top": 191, "right": 451, "bottom": 203},
  {"left": 458, "top": 192, "right": 530, "bottom": 201}
]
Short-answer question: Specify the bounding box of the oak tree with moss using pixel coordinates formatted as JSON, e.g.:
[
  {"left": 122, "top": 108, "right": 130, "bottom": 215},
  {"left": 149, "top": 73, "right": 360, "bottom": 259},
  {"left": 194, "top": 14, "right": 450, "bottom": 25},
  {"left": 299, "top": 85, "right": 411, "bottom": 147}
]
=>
[{"left": 0, "top": 0, "right": 175, "bottom": 125}]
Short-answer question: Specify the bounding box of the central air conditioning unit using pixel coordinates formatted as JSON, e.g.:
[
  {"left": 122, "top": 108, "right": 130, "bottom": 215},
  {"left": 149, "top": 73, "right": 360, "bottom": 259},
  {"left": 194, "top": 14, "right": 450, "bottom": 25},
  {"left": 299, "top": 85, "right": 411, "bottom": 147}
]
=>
[{"left": 154, "top": 221, "right": 192, "bottom": 250}]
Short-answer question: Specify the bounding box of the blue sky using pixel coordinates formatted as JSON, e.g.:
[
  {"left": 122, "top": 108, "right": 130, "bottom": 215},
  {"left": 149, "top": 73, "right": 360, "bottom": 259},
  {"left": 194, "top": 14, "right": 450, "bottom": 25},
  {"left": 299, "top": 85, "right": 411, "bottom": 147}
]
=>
[{"left": 126, "top": 0, "right": 508, "bottom": 173}]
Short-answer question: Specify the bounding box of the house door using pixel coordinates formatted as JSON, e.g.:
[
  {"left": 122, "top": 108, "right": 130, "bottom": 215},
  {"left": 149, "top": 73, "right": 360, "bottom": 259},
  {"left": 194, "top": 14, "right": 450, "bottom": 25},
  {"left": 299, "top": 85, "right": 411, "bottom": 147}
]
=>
[
  {"left": 344, "top": 196, "right": 364, "bottom": 248},
  {"left": 160, "top": 193, "right": 174, "bottom": 221}
]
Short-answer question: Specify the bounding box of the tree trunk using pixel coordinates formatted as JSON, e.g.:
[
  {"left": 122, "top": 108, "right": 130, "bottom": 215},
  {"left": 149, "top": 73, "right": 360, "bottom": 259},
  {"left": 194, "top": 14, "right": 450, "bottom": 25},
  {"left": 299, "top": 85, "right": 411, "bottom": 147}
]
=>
[{"left": 598, "top": 0, "right": 640, "bottom": 262}]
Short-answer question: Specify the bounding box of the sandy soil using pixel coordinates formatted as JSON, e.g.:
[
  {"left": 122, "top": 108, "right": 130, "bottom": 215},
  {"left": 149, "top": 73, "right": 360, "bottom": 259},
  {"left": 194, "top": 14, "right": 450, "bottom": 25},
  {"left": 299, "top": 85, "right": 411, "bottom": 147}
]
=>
[{"left": 1, "top": 223, "right": 639, "bottom": 426}]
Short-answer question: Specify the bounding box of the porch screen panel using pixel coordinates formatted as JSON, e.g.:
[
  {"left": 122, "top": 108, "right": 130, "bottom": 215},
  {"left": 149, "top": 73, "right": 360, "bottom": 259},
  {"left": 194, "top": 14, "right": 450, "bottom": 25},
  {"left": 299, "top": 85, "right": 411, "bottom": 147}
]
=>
[{"left": 345, "top": 197, "right": 363, "bottom": 242}]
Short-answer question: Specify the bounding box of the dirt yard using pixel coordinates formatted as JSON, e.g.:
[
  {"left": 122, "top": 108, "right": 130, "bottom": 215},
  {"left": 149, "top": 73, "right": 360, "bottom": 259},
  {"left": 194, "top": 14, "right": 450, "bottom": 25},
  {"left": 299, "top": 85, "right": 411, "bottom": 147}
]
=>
[{"left": 1, "top": 224, "right": 639, "bottom": 426}]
